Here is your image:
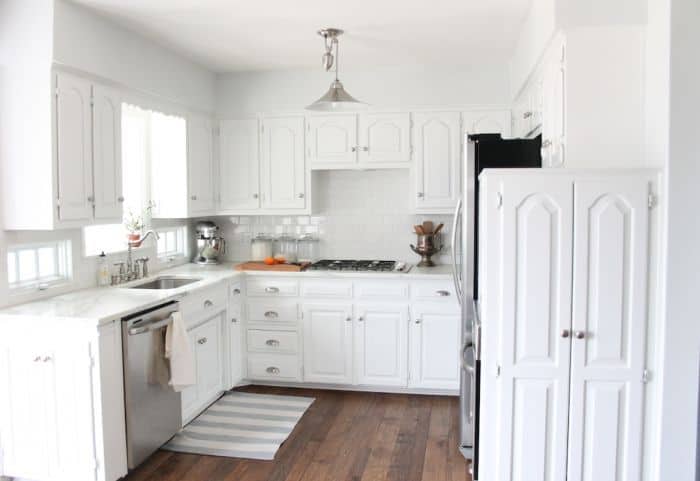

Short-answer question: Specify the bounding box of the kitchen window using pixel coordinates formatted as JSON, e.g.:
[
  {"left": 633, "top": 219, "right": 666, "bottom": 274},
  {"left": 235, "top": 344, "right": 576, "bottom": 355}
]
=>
[
  {"left": 7, "top": 241, "right": 72, "bottom": 291},
  {"left": 156, "top": 226, "right": 188, "bottom": 260}
]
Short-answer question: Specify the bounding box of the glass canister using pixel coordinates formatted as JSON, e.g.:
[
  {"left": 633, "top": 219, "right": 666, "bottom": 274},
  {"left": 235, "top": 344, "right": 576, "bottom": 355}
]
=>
[
  {"left": 250, "top": 234, "right": 273, "bottom": 261},
  {"left": 273, "top": 235, "right": 298, "bottom": 263},
  {"left": 297, "top": 235, "right": 319, "bottom": 263}
]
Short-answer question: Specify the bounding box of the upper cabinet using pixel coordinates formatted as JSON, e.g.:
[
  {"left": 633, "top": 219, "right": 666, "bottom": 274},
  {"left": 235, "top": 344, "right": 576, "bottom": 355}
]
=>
[
  {"left": 307, "top": 113, "right": 411, "bottom": 169},
  {"left": 92, "top": 85, "right": 124, "bottom": 221},
  {"left": 462, "top": 110, "right": 511, "bottom": 137},
  {"left": 187, "top": 116, "right": 215, "bottom": 214},
  {"left": 218, "top": 116, "right": 309, "bottom": 215},
  {"left": 412, "top": 111, "right": 461, "bottom": 213}
]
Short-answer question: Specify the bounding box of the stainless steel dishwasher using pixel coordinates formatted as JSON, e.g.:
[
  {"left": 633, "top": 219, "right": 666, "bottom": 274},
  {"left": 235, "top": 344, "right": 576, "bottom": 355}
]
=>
[{"left": 122, "top": 301, "right": 182, "bottom": 469}]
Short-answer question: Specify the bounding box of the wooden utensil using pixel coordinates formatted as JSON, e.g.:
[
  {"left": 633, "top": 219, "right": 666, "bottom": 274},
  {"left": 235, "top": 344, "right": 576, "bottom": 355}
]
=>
[
  {"left": 414, "top": 225, "right": 425, "bottom": 235},
  {"left": 422, "top": 221, "right": 434, "bottom": 234},
  {"left": 433, "top": 223, "right": 445, "bottom": 235}
]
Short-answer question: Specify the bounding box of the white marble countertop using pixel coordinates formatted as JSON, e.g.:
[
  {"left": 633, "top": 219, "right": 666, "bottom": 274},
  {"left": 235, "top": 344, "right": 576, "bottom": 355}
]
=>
[{"left": 0, "top": 262, "right": 453, "bottom": 325}]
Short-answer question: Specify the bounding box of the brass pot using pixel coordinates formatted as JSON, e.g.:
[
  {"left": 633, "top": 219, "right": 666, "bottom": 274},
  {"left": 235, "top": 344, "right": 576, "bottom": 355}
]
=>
[{"left": 410, "top": 233, "right": 443, "bottom": 267}]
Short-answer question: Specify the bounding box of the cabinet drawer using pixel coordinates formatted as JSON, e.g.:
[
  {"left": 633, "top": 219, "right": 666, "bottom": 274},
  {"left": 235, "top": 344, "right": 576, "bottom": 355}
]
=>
[
  {"left": 247, "top": 329, "right": 298, "bottom": 354},
  {"left": 247, "top": 353, "right": 301, "bottom": 381},
  {"left": 247, "top": 278, "right": 299, "bottom": 297},
  {"left": 247, "top": 301, "right": 298, "bottom": 323},
  {"left": 181, "top": 283, "right": 228, "bottom": 327},
  {"left": 301, "top": 279, "right": 353, "bottom": 298},
  {"left": 354, "top": 281, "right": 409, "bottom": 300},
  {"left": 411, "top": 281, "right": 458, "bottom": 302}
]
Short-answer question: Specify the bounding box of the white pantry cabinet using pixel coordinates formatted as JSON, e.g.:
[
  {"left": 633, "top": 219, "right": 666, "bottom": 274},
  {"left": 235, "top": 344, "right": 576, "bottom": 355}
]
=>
[
  {"left": 412, "top": 111, "right": 461, "bottom": 213},
  {"left": 307, "top": 113, "right": 411, "bottom": 169},
  {"left": 478, "top": 169, "right": 656, "bottom": 481},
  {"left": 409, "top": 303, "right": 461, "bottom": 390},
  {"left": 0, "top": 320, "right": 127, "bottom": 481},
  {"left": 302, "top": 303, "right": 354, "bottom": 384}
]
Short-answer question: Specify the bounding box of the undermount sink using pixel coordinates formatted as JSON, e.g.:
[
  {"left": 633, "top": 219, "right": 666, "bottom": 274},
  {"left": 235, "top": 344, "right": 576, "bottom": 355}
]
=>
[{"left": 128, "top": 277, "right": 202, "bottom": 290}]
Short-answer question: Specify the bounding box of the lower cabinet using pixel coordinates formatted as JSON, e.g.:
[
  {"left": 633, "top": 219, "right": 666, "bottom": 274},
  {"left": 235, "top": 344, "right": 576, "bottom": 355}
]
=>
[
  {"left": 409, "top": 304, "right": 461, "bottom": 390},
  {"left": 228, "top": 282, "right": 244, "bottom": 387},
  {"left": 302, "top": 303, "right": 353, "bottom": 384},
  {"left": 181, "top": 312, "right": 225, "bottom": 422}
]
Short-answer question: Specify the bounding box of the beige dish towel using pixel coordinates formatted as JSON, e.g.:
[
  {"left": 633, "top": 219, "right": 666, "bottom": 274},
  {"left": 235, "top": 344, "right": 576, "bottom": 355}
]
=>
[
  {"left": 165, "top": 312, "right": 196, "bottom": 392},
  {"left": 147, "top": 328, "right": 170, "bottom": 387}
]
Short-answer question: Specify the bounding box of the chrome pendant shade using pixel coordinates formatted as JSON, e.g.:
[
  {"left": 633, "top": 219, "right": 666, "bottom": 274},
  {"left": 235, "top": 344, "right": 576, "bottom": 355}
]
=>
[{"left": 306, "top": 28, "right": 366, "bottom": 111}]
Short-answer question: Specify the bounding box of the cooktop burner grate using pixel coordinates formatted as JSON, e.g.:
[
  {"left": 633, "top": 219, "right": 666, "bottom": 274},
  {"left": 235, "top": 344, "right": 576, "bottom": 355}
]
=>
[{"left": 306, "top": 259, "right": 403, "bottom": 272}]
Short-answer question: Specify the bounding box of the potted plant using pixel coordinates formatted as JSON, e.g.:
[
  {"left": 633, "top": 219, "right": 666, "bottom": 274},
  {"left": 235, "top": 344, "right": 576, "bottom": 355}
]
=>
[{"left": 124, "top": 202, "right": 154, "bottom": 244}]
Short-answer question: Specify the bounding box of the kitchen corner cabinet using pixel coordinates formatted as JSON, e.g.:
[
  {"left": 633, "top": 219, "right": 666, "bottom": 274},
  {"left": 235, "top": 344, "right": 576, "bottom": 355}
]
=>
[
  {"left": 412, "top": 111, "right": 461, "bottom": 213},
  {"left": 478, "top": 170, "right": 655, "bottom": 481},
  {"left": 5, "top": 71, "right": 124, "bottom": 230},
  {"left": 0, "top": 320, "right": 127, "bottom": 481},
  {"left": 307, "top": 113, "right": 411, "bottom": 169},
  {"left": 152, "top": 113, "right": 216, "bottom": 219}
]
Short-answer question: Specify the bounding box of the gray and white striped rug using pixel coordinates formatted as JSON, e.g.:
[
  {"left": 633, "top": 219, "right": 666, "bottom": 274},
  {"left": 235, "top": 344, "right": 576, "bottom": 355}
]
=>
[{"left": 162, "top": 391, "right": 315, "bottom": 460}]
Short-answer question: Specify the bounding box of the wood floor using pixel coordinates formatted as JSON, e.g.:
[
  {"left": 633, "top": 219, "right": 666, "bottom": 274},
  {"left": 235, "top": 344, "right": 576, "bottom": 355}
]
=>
[{"left": 124, "top": 385, "right": 472, "bottom": 481}]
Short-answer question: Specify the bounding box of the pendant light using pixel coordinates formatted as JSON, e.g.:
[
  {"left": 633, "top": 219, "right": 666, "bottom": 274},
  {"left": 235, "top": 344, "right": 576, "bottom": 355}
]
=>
[{"left": 306, "top": 28, "right": 367, "bottom": 111}]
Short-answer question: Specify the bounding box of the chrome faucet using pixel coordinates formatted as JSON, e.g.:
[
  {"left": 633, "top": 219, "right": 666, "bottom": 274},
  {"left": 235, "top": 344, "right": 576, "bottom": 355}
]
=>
[{"left": 126, "top": 230, "right": 160, "bottom": 280}]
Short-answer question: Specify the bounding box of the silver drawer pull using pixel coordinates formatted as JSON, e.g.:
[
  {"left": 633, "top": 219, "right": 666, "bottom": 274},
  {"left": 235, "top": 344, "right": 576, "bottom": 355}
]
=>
[
  {"left": 231, "top": 318, "right": 238, "bottom": 323},
  {"left": 233, "top": 288, "right": 241, "bottom": 295},
  {"left": 264, "top": 311, "right": 279, "bottom": 318},
  {"left": 203, "top": 300, "right": 213, "bottom": 308},
  {"left": 265, "top": 339, "right": 280, "bottom": 347},
  {"left": 436, "top": 290, "right": 451, "bottom": 297},
  {"left": 265, "top": 286, "right": 280, "bottom": 293},
  {"left": 266, "top": 366, "right": 280, "bottom": 375},
  {"left": 197, "top": 337, "right": 207, "bottom": 345},
  {"left": 33, "top": 356, "right": 42, "bottom": 362}
]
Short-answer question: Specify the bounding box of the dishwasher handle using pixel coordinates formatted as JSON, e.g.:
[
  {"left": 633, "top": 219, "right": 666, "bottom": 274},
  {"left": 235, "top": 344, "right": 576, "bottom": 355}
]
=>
[{"left": 128, "top": 317, "right": 173, "bottom": 336}]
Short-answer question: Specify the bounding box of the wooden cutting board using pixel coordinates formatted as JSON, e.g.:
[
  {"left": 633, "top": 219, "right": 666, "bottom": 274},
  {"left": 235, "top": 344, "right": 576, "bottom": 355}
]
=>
[{"left": 234, "top": 261, "right": 310, "bottom": 272}]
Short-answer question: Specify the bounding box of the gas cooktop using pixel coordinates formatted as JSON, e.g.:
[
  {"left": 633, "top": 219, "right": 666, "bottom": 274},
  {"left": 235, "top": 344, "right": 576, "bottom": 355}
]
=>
[{"left": 305, "top": 259, "right": 411, "bottom": 273}]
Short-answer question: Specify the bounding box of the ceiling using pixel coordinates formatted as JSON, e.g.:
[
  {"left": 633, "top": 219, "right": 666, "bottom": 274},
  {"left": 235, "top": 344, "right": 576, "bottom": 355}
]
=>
[{"left": 69, "top": 0, "right": 532, "bottom": 73}]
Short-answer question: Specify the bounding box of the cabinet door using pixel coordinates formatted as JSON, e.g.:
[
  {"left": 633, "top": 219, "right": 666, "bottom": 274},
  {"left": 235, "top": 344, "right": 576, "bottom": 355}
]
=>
[
  {"left": 193, "top": 315, "right": 224, "bottom": 404},
  {"left": 0, "top": 345, "right": 53, "bottom": 480},
  {"left": 567, "top": 177, "right": 650, "bottom": 481},
  {"left": 92, "top": 84, "right": 123, "bottom": 221},
  {"left": 358, "top": 113, "right": 411, "bottom": 166},
  {"left": 180, "top": 332, "right": 199, "bottom": 420},
  {"left": 302, "top": 303, "right": 353, "bottom": 384},
  {"left": 228, "top": 301, "right": 244, "bottom": 386},
  {"left": 219, "top": 119, "right": 260, "bottom": 211},
  {"left": 307, "top": 114, "right": 357, "bottom": 167},
  {"left": 461, "top": 110, "right": 511, "bottom": 137},
  {"left": 55, "top": 72, "right": 94, "bottom": 222},
  {"left": 479, "top": 175, "right": 573, "bottom": 481},
  {"left": 261, "top": 117, "right": 306, "bottom": 209},
  {"left": 187, "top": 116, "right": 215, "bottom": 214},
  {"left": 409, "top": 304, "right": 461, "bottom": 390},
  {"left": 412, "top": 112, "right": 461, "bottom": 212},
  {"left": 354, "top": 303, "right": 408, "bottom": 387}
]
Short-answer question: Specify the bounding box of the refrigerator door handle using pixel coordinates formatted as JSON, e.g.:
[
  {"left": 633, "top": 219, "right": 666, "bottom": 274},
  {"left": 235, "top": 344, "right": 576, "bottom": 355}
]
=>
[{"left": 451, "top": 198, "right": 464, "bottom": 305}]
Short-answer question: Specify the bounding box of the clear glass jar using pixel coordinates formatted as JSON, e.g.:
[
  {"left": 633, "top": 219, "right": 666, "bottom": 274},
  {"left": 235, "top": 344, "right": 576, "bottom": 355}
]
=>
[
  {"left": 274, "top": 235, "right": 297, "bottom": 263},
  {"left": 297, "top": 235, "right": 319, "bottom": 263},
  {"left": 250, "top": 234, "right": 273, "bottom": 261}
]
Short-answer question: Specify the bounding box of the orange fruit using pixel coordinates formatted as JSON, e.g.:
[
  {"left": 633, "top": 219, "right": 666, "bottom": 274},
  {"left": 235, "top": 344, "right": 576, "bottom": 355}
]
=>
[{"left": 263, "top": 257, "right": 275, "bottom": 265}]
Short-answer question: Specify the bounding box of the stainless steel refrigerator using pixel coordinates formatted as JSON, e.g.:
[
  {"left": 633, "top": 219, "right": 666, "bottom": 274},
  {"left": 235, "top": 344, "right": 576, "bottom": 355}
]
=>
[{"left": 452, "top": 133, "right": 542, "bottom": 479}]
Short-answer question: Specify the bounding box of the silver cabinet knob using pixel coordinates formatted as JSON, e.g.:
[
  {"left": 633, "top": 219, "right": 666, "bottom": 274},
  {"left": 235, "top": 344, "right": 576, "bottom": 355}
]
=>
[
  {"left": 33, "top": 356, "right": 42, "bottom": 362},
  {"left": 117, "top": 196, "right": 125, "bottom": 202},
  {"left": 346, "top": 316, "right": 352, "bottom": 322},
  {"left": 561, "top": 329, "right": 570, "bottom": 338},
  {"left": 542, "top": 139, "right": 553, "bottom": 148},
  {"left": 197, "top": 337, "right": 207, "bottom": 345},
  {"left": 253, "top": 193, "right": 259, "bottom": 199},
  {"left": 351, "top": 146, "right": 357, "bottom": 152},
  {"left": 265, "top": 339, "right": 280, "bottom": 347},
  {"left": 298, "top": 193, "right": 305, "bottom": 199},
  {"left": 233, "top": 288, "right": 241, "bottom": 295},
  {"left": 264, "top": 286, "right": 279, "bottom": 293},
  {"left": 358, "top": 316, "right": 364, "bottom": 322},
  {"left": 266, "top": 366, "right": 280, "bottom": 375},
  {"left": 203, "top": 300, "right": 213, "bottom": 308},
  {"left": 191, "top": 195, "right": 197, "bottom": 201},
  {"left": 417, "top": 192, "right": 424, "bottom": 198},
  {"left": 415, "top": 318, "right": 422, "bottom": 324},
  {"left": 361, "top": 146, "right": 369, "bottom": 152},
  {"left": 575, "top": 331, "right": 586, "bottom": 339},
  {"left": 435, "top": 290, "right": 450, "bottom": 297},
  {"left": 42, "top": 356, "right": 52, "bottom": 362},
  {"left": 264, "top": 311, "right": 279, "bottom": 318},
  {"left": 231, "top": 318, "right": 238, "bottom": 323},
  {"left": 523, "top": 111, "right": 533, "bottom": 119},
  {"left": 87, "top": 195, "right": 94, "bottom": 202}
]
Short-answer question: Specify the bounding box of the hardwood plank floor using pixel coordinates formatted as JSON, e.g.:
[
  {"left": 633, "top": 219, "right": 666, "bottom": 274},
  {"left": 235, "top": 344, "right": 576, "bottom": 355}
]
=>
[{"left": 124, "top": 386, "right": 472, "bottom": 481}]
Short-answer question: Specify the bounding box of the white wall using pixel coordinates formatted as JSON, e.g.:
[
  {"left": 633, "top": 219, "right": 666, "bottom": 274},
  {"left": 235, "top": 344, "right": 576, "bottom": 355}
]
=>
[
  {"left": 52, "top": 0, "right": 216, "bottom": 113},
  {"left": 656, "top": 0, "right": 700, "bottom": 477},
  {"left": 216, "top": 63, "right": 511, "bottom": 116}
]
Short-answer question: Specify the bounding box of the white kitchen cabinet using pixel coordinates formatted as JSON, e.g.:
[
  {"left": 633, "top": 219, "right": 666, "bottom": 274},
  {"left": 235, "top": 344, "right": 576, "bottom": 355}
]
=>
[
  {"left": 92, "top": 85, "right": 124, "bottom": 221},
  {"left": 0, "top": 321, "right": 127, "bottom": 481},
  {"left": 302, "top": 303, "right": 353, "bottom": 384},
  {"left": 219, "top": 119, "right": 260, "bottom": 212},
  {"left": 412, "top": 111, "right": 461, "bottom": 213},
  {"left": 187, "top": 115, "right": 215, "bottom": 214},
  {"left": 260, "top": 116, "right": 306, "bottom": 210},
  {"left": 461, "top": 110, "right": 511, "bottom": 137},
  {"left": 307, "top": 115, "right": 357, "bottom": 167},
  {"left": 358, "top": 113, "right": 412, "bottom": 166},
  {"left": 478, "top": 170, "right": 654, "bottom": 481},
  {"left": 354, "top": 303, "right": 408, "bottom": 387},
  {"left": 409, "top": 304, "right": 461, "bottom": 390},
  {"left": 228, "top": 281, "right": 244, "bottom": 387}
]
